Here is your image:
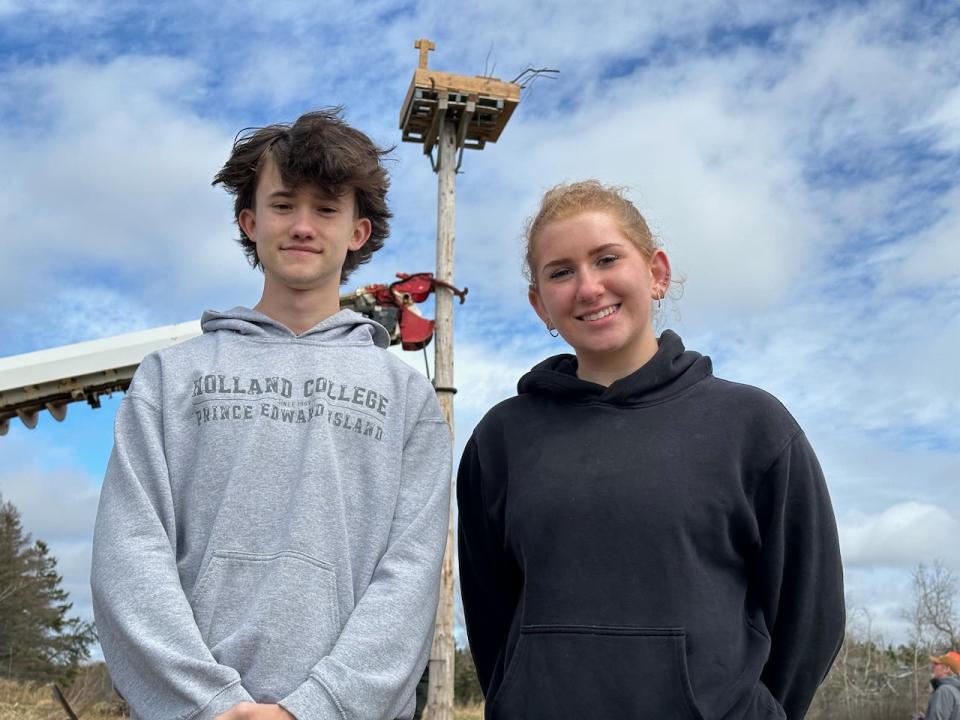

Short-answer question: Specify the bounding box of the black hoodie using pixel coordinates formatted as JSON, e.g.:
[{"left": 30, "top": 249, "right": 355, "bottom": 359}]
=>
[{"left": 457, "top": 331, "right": 844, "bottom": 720}]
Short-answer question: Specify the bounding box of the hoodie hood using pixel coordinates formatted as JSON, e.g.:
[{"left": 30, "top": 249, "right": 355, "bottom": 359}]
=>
[
  {"left": 517, "top": 329, "right": 712, "bottom": 406},
  {"left": 932, "top": 675, "right": 960, "bottom": 692},
  {"left": 200, "top": 306, "right": 390, "bottom": 348}
]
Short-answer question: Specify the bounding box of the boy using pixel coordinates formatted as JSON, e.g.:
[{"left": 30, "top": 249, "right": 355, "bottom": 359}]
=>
[{"left": 91, "top": 109, "right": 451, "bottom": 720}]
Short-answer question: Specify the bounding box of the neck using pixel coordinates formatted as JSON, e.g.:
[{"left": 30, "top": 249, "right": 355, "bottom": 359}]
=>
[
  {"left": 254, "top": 280, "right": 341, "bottom": 336},
  {"left": 575, "top": 333, "right": 659, "bottom": 387}
]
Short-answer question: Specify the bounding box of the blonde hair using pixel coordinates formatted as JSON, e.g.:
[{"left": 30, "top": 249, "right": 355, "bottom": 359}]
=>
[{"left": 524, "top": 180, "right": 659, "bottom": 285}]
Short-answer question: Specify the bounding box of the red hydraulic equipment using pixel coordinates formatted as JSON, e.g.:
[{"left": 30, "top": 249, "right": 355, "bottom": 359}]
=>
[{"left": 340, "top": 272, "right": 467, "bottom": 351}]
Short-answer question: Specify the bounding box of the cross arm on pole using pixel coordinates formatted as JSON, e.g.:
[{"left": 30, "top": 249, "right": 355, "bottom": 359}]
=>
[{"left": 415, "top": 38, "right": 435, "bottom": 69}]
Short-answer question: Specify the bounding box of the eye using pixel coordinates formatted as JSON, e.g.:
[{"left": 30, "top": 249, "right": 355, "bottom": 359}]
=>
[
  {"left": 272, "top": 202, "right": 292, "bottom": 211},
  {"left": 597, "top": 254, "right": 620, "bottom": 267},
  {"left": 318, "top": 205, "right": 338, "bottom": 215},
  {"left": 547, "top": 267, "right": 572, "bottom": 281}
]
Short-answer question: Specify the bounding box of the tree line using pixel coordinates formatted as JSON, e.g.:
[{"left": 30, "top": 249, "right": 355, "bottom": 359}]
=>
[{"left": 0, "top": 496, "right": 95, "bottom": 684}]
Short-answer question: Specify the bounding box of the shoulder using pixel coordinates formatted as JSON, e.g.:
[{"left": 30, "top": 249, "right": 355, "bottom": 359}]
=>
[
  {"left": 363, "top": 349, "right": 448, "bottom": 427},
  {"left": 697, "top": 375, "right": 802, "bottom": 439},
  {"left": 473, "top": 393, "right": 535, "bottom": 430},
  {"left": 373, "top": 348, "right": 437, "bottom": 397},
  {"left": 466, "top": 394, "right": 547, "bottom": 458},
  {"left": 931, "top": 681, "right": 960, "bottom": 708},
  {"left": 682, "top": 375, "right": 814, "bottom": 480},
  {"left": 699, "top": 374, "right": 795, "bottom": 415},
  {"left": 138, "top": 331, "right": 217, "bottom": 373},
  {"left": 125, "top": 333, "right": 216, "bottom": 399}
]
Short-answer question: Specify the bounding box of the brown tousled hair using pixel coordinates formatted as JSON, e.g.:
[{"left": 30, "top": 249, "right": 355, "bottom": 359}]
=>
[
  {"left": 524, "top": 180, "right": 658, "bottom": 286},
  {"left": 212, "top": 108, "right": 392, "bottom": 283}
]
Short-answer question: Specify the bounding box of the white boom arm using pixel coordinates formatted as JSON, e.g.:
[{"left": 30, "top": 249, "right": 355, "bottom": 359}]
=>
[{"left": 0, "top": 321, "right": 201, "bottom": 435}]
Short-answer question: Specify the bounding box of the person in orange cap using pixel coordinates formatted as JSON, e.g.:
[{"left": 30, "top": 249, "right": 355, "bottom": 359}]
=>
[{"left": 925, "top": 651, "right": 960, "bottom": 720}]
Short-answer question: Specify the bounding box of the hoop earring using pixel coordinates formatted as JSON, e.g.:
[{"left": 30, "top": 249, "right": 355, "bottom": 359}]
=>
[
  {"left": 548, "top": 326, "right": 559, "bottom": 338},
  {"left": 656, "top": 289, "right": 663, "bottom": 309}
]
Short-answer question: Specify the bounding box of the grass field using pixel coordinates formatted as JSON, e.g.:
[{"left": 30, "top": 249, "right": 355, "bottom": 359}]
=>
[
  {"left": 0, "top": 679, "right": 485, "bottom": 720},
  {"left": 0, "top": 678, "right": 120, "bottom": 720},
  {"left": 453, "top": 705, "right": 484, "bottom": 720}
]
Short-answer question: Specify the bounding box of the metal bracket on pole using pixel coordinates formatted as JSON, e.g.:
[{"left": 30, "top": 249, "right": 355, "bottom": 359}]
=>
[
  {"left": 455, "top": 96, "right": 476, "bottom": 172},
  {"left": 423, "top": 92, "right": 448, "bottom": 160}
]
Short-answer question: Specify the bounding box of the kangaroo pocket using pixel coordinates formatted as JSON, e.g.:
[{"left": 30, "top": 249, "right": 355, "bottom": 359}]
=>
[
  {"left": 490, "top": 625, "right": 705, "bottom": 720},
  {"left": 191, "top": 550, "right": 340, "bottom": 702}
]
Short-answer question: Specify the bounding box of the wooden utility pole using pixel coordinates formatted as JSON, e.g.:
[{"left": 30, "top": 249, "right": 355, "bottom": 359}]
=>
[
  {"left": 426, "top": 116, "right": 457, "bottom": 720},
  {"left": 399, "top": 38, "right": 522, "bottom": 720}
]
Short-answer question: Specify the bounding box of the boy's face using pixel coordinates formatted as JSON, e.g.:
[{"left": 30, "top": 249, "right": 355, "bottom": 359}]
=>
[{"left": 239, "top": 156, "right": 371, "bottom": 298}]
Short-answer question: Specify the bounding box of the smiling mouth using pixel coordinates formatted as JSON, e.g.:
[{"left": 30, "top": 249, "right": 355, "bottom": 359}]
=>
[
  {"left": 578, "top": 304, "right": 620, "bottom": 322},
  {"left": 282, "top": 246, "right": 321, "bottom": 254}
]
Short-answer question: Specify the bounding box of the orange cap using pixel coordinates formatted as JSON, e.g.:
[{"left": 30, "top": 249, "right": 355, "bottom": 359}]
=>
[{"left": 930, "top": 651, "right": 960, "bottom": 674}]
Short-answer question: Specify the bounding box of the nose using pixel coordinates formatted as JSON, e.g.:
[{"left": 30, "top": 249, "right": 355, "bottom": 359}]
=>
[
  {"left": 575, "top": 268, "right": 603, "bottom": 303},
  {"left": 289, "top": 208, "right": 316, "bottom": 240}
]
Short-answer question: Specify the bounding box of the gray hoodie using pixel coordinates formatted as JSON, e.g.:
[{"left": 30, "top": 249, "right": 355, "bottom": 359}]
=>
[
  {"left": 928, "top": 676, "right": 960, "bottom": 720},
  {"left": 91, "top": 307, "right": 452, "bottom": 720}
]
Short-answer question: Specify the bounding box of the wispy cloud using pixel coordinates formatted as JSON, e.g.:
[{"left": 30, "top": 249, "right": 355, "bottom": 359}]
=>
[{"left": 840, "top": 502, "right": 960, "bottom": 568}]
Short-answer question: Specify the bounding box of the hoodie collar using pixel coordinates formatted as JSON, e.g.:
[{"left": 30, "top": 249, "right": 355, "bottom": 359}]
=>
[
  {"left": 517, "top": 330, "right": 712, "bottom": 406},
  {"left": 200, "top": 306, "right": 391, "bottom": 348},
  {"left": 932, "top": 676, "right": 960, "bottom": 691}
]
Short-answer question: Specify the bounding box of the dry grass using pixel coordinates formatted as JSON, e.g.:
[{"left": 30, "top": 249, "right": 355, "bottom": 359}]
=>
[
  {"left": 0, "top": 678, "right": 120, "bottom": 720},
  {"left": 454, "top": 704, "right": 485, "bottom": 719},
  {"left": 0, "top": 678, "right": 483, "bottom": 719}
]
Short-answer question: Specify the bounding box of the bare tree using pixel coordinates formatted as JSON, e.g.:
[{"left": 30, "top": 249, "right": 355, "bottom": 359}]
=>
[
  {"left": 811, "top": 603, "right": 913, "bottom": 720},
  {"left": 912, "top": 560, "right": 959, "bottom": 650},
  {"left": 810, "top": 564, "right": 960, "bottom": 720},
  {"left": 904, "top": 568, "right": 931, "bottom": 712},
  {"left": 900, "top": 560, "right": 959, "bottom": 714}
]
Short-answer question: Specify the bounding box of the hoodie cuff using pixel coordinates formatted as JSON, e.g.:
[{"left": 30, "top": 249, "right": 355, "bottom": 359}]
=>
[
  {"left": 188, "top": 682, "right": 255, "bottom": 720},
  {"left": 280, "top": 675, "right": 344, "bottom": 720}
]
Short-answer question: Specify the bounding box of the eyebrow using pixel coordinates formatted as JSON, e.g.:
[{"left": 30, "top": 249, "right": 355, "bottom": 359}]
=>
[
  {"left": 540, "top": 242, "right": 625, "bottom": 271},
  {"left": 265, "top": 189, "right": 343, "bottom": 205}
]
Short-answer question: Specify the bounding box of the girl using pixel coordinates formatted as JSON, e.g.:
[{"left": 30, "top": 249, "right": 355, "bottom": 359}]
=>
[{"left": 457, "top": 180, "right": 844, "bottom": 720}]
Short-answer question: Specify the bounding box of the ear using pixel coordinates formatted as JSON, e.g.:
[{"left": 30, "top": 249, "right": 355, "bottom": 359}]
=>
[
  {"left": 528, "top": 286, "right": 552, "bottom": 327},
  {"left": 349, "top": 217, "right": 372, "bottom": 251},
  {"left": 648, "top": 249, "right": 671, "bottom": 299},
  {"left": 238, "top": 208, "right": 257, "bottom": 242}
]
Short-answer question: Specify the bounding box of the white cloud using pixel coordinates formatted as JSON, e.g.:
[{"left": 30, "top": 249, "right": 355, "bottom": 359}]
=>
[
  {"left": 0, "top": 436, "right": 103, "bottom": 629},
  {"left": 1, "top": 467, "right": 100, "bottom": 542},
  {"left": 843, "top": 566, "right": 916, "bottom": 645},
  {"left": 920, "top": 84, "right": 960, "bottom": 152},
  {"left": 0, "top": 56, "right": 251, "bottom": 331},
  {"left": 840, "top": 502, "right": 960, "bottom": 569},
  {"left": 896, "top": 186, "right": 960, "bottom": 287},
  {"left": 7, "top": 286, "right": 156, "bottom": 352}
]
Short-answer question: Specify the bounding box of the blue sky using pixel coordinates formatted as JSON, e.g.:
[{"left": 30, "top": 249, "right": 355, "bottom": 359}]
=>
[{"left": 1, "top": 0, "right": 959, "bottom": 650}]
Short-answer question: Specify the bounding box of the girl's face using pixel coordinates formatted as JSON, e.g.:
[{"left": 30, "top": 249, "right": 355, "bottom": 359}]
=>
[{"left": 528, "top": 211, "right": 670, "bottom": 375}]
